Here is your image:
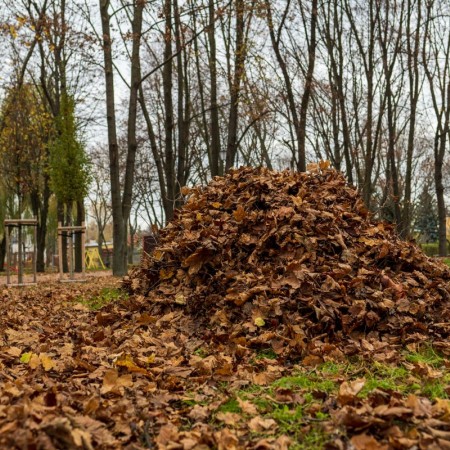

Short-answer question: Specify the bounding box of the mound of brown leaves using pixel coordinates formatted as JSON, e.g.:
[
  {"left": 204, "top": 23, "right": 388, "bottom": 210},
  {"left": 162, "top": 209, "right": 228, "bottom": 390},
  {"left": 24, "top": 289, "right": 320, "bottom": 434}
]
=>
[{"left": 124, "top": 166, "right": 450, "bottom": 358}]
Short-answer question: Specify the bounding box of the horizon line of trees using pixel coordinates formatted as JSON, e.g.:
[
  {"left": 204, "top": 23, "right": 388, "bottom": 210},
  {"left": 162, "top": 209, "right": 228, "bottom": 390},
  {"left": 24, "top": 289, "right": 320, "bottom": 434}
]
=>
[{"left": 0, "top": 0, "right": 449, "bottom": 275}]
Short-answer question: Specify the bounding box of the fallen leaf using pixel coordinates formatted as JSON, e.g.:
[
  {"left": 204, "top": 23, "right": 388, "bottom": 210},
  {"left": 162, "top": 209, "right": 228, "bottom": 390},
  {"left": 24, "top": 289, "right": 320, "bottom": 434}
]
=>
[
  {"left": 101, "top": 369, "right": 133, "bottom": 395},
  {"left": 248, "top": 416, "right": 277, "bottom": 433},
  {"left": 338, "top": 378, "right": 366, "bottom": 405},
  {"left": 39, "top": 353, "right": 55, "bottom": 371},
  {"left": 350, "top": 433, "right": 388, "bottom": 450}
]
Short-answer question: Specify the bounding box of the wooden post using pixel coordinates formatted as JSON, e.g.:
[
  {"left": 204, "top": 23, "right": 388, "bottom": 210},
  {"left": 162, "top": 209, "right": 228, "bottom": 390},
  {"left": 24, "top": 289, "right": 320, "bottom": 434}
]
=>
[
  {"left": 57, "top": 224, "right": 87, "bottom": 282},
  {"left": 81, "top": 221, "right": 86, "bottom": 278},
  {"left": 58, "top": 222, "right": 63, "bottom": 281},
  {"left": 18, "top": 224, "right": 23, "bottom": 285},
  {"left": 33, "top": 222, "right": 37, "bottom": 284},
  {"left": 5, "top": 225, "right": 10, "bottom": 285},
  {"left": 4, "top": 219, "right": 38, "bottom": 286},
  {"left": 68, "top": 231, "right": 73, "bottom": 280}
]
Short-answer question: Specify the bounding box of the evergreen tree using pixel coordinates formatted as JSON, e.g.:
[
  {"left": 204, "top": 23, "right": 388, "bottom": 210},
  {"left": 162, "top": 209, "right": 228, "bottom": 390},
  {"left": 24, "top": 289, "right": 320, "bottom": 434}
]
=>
[
  {"left": 414, "top": 185, "right": 438, "bottom": 243},
  {"left": 49, "top": 93, "right": 90, "bottom": 208}
]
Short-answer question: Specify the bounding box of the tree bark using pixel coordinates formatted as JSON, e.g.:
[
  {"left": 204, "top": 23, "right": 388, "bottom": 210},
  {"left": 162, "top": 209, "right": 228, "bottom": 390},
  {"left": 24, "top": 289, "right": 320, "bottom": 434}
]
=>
[
  {"left": 122, "top": 0, "right": 144, "bottom": 269},
  {"left": 225, "top": 0, "right": 246, "bottom": 171},
  {"left": 57, "top": 200, "right": 68, "bottom": 273},
  {"left": 402, "top": 0, "right": 421, "bottom": 238},
  {"left": 163, "top": 0, "right": 175, "bottom": 221},
  {"left": 0, "top": 235, "right": 6, "bottom": 272},
  {"left": 99, "top": 0, "right": 125, "bottom": 275},
  {"left": 209, "top": 0, "right": 222, "bottom": 176},
  {"left": 297, "top": 0, "right": 318, "bottom": 172}
]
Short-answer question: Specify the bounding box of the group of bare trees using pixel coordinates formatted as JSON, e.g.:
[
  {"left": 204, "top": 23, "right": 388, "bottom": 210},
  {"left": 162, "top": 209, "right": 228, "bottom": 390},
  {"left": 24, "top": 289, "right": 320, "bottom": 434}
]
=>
[{"left": 1, "top": 0, "right": 450, "bottom": 275}]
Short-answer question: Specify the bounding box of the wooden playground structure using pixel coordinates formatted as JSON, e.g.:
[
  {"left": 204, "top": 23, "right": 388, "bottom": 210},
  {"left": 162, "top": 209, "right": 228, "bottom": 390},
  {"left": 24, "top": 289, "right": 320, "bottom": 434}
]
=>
[
  {"left": 3, "top": 217, "right": 113, "bottom": 286},
  {"left": 4, "top": 218, "right": 38, "bottom": 286},
  {"left": 57, "top": 222, "right": 86, "bottom": 282}
]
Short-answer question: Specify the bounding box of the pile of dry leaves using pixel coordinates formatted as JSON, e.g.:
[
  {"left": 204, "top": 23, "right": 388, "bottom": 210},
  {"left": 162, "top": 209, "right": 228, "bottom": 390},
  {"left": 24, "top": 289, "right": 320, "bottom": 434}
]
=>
[
  {"left": 125, "top": 166, "right": 450, "bottom": 358},
  {"left": 1, "top": 167, "right": 450, "bottom": 450}
]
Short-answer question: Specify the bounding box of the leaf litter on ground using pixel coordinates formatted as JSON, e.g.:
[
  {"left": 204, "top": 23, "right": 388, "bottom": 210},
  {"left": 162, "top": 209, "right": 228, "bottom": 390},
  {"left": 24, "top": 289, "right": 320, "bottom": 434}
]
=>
[{"left": 0, "top": 166, "right": 449, "bottom": 449}]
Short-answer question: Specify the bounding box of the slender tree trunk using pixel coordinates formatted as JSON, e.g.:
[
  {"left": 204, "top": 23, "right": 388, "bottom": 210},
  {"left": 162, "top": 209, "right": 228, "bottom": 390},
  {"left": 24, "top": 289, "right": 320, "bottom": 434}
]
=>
[
  {"left": 435, "top": 132, "right": 447, "bottom": 256},
  {"left": 139, "top": 86, "right": 171, "bottom": 219},
  {"left": 344, "top": 0, "right": 376, "bottom": 207},
  {"left": 174, "top": 0, "right": 190, "bottom": 209},
  {"left": 0, "top": 235, "right": 6, "bottom": 272},
  {"left": 163, "top": 0, "right": 175, "bottom": 221},
  {"left": 99, "top": 0, "right": 125, "bottom": 276},
  {"left": 192, "top": 7, "right": 211, "bottom": 174},
  {"left": 225, "top": 0, "right": 246, "bottom": 171},
  {"left": 297, "top": 0, "right": 318, "bottom": 172},
  {"left": 31, "top": 192, "right": 49, "bottom": 273},
  {"left": 122, "top": 0, "right": 144, "bottom": 269},
  {"left": 266, "top": 0, "right": 300, "bottom": 169},
  {"left": 402, "top": 0, "right": 421, "bottom": 238},
  {"left": 57, "top": 200, "right": 68, "bottom": 273},
  {"left": 422, "top": 1, "right": 449, "bottom": 256},
  {"left": 209, "top": 0, "right": 222, "bottom": 176}
]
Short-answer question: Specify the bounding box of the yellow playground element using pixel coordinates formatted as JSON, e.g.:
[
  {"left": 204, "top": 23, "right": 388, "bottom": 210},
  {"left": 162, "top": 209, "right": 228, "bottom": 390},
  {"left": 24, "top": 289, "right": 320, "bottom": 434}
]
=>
[{"left": 85, "top": 247, "right": 106, "bottom": 270}]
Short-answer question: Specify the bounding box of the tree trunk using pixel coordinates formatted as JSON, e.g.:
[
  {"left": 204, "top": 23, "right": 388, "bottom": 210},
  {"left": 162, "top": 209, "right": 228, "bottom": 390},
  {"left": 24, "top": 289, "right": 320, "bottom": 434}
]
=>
[
  {"left": 225, "top": 0, "right": 246, "bottom": 171},
  {"left": 265, "top": 0, "right": 301, "bottom": 170},
  {"left": 0, "top": 235, "right": 6, "bottom": 272},
  {"left": 122, "top": 0, "right": 144, "bottom": 269},
  {"left": 435, "top": 132, "right": 447, "bottom": 256},
  {"left": 99, "top": 0, "right": 125, "bottom": 276},
  {"left": 57, "top": 200, "right": 68, "bottom": 273},
  {"left": 209, "top": 0, "right": 222, "bottom": 176},
  {"left": 163, "top": 0, "right": 175, "bottom": 221},
  {"left": 402, "top": 0, "right": 421, "bottom": 239},
  {"left": 297, "top": 0, "right": 318, "bottom": 172},
  {"left": 174, "top": 0, "right": 190, "bottom": 210}
]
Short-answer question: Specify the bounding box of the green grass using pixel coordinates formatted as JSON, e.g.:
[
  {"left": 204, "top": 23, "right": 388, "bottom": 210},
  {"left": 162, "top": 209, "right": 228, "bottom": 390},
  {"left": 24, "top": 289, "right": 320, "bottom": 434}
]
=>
[
  {"left": 193, "top": 347, "right": 208, "bottom": 358},
  {"left": 218, "top": 398, "right": 241, "bottom": 414},
  {"left": 291, "top": 429, "right": 331, "bottom": 450},
  {"left": 405, "top": 345, "right": 445, "bottom": 368},
  {"left": 272, "top": 373, "right": 338, "bottom": 393},
  {"left": 207, "top": 346, "right": 449, "bottom": 448},
  {"left": 272, "top": 404, "right": 304, "bottom": 432},
  {"left": 422, "top": 380, "right": 449, "bottom": 399},
  {"left": 254, "top": 348, "right": 278, "bottom": 360},
  {"left": 77, "top": 287, "right": 127, "bottom": 310},
  {"left": 358, "top": 361, "right": 411, "bottom": 397}
]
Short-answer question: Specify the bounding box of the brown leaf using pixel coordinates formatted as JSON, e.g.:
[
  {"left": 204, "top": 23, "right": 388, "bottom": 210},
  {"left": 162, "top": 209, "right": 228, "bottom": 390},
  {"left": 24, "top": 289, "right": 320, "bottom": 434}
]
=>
[
  {"left": 188, "top": 404, "right": 210, "bottom": 421},
  {"left": 237, "top": 397, "right": 258, "bottom": 415},
  {"left": 214, "top": 428, "right": 239, "bottom": 450},
  {"left": 338, "top": 378, "right": 366, "bottom": 406},
  {"left": 233, "top": 205, "right": 246, "bottom": 222},
  {"left": 248, "top": 416, "right": 277, "bottom": 433},
  {"left": 216, "top": 412, "right": 242, "bottom": 426},
  {"left": 100, "top": 369, "right": 133, "bottom": 395},
  {"left": 350, "top": 434, "right": 388, "bottom": 450}
]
